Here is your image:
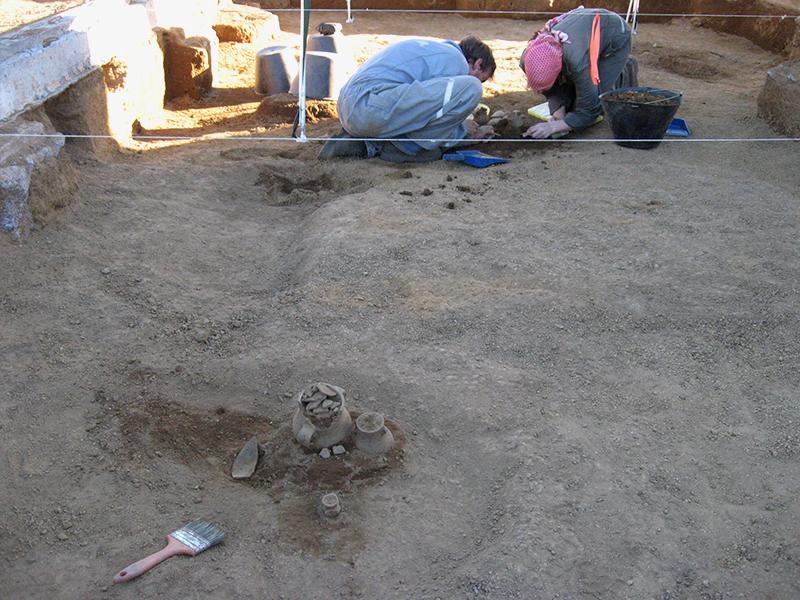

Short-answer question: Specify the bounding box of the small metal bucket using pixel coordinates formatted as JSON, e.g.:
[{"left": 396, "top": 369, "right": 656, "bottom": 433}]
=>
[{"left": 255, "top": 45, "right": 299, "bottom": 96}]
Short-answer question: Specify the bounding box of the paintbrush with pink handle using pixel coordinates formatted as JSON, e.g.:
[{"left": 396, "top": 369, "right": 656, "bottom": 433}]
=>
[{"left": 113, "top": 520, "right": 225, "bottom": 583}]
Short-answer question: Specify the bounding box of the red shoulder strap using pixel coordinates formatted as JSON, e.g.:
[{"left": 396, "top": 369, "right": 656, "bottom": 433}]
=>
[{"left": 590, "top": 14, "right": 601, "bottom": 85}]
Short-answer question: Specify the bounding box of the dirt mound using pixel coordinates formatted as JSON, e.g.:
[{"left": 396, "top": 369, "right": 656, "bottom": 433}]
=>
[
  {"left": 255, "top": 160, "right": 369, "bottom": 205},
  {"left": 638, "top": 47, "right": 732, "bottom": 80},
  {"left": 213, "top": 5, "right": 280, "bottom": 44},
  {"left": 257, "top": 93, "right": 338, "bottom": 124},
  {"left": 91, "top": 381, "right": 405, "bottom": 559}
]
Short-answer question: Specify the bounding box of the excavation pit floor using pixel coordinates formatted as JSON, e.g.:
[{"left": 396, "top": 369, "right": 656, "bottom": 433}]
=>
[{"left": 1, "top": 10, "right": 800, "bottom": 600}]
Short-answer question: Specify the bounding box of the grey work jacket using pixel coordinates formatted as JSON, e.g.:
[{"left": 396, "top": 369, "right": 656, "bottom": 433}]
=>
[{"left": 546, "top": 9, "right": 631, "bottom": 130}]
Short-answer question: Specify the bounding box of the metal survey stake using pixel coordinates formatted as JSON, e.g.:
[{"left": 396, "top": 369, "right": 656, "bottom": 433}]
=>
[{"left": 296, "top": 0, "right": 310, "bottom": 142}]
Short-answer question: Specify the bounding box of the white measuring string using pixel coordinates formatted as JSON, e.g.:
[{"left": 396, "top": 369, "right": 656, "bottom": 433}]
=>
[
  {"left": 0, "top": 133, "right": 798, "bottom": 143},
  {"left": 265, "top": 8, "right": 798, "bottom": 18}
]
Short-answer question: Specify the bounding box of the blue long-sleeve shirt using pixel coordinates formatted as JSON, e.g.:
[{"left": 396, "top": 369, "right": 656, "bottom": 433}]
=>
[{"left": 338, "top": 38, "right": 469, "bottom": 122}]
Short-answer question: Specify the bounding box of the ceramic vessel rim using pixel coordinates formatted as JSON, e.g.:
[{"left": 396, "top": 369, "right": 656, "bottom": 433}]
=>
[{"left": 356, "top": 411, "right": 385, "bottom": 434}]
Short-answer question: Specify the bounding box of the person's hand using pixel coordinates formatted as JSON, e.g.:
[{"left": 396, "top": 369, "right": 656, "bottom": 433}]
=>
[
  {"left": 523, "top": 121, "right": 557, "bottom": 139},
  {"left": 464, "top": 119, "right": 480, "bottom": 138},
  {"left": 523, "top": 120, "right": 569, "bottom": 139}
]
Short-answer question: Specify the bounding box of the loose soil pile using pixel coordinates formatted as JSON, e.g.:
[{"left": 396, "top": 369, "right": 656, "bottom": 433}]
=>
[
  {"left": 1, "top": 9, "right": 799, "bottom": 600},
  {"left": 257, "top": 93, "right": 338, "bottom": 123},
  {"left": 604, "top": 91, "right": 679, "bottom": 105}
]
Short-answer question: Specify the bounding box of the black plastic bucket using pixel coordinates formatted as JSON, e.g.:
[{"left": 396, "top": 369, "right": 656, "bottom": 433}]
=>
[{"left": 600, "top": 86, "right": 683, "bottom": 149}]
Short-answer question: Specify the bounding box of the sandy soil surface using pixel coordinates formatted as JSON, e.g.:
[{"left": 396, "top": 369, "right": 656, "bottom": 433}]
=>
[
  {"left": 2, "top": 9, "right": 800, "bottom": 600},
  {"left": 0, "top": 0, "right": 85, "bottom": 33}
]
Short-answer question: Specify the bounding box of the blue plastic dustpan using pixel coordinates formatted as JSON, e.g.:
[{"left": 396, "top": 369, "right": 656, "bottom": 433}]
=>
[
  {"left": 666, "top": 117, "right": 691, "bottom": 137},
  {"left": 443, "top": 150, "right": 509, "bottom": 168}
]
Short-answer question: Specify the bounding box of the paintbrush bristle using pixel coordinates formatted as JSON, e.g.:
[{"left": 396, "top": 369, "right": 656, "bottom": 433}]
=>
[{"left": 171, "top": 520, "right": 225, "bottom": 554}]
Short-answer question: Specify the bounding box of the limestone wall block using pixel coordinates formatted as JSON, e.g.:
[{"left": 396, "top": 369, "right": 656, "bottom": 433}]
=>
[
  {"left": 758, "top": 59, "right": 800, "bottom": 137},
  {"left": 159, "top": 28, "right": 214, "bottom": 100},
  {"left": 214, "top": 4, "right": 280, "bottom": 45}
]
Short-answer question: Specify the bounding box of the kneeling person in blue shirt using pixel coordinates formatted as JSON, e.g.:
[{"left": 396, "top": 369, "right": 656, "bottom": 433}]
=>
[{"left": 320, "top": 36, "right": 496, "bottom": 163}]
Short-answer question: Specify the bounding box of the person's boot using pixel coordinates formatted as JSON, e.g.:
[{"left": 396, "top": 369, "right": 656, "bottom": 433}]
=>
[
  {"left": 318, "top": 129, "right": 368, "bottom": 160},
  {"left": 378, "top": 143, "right": 443, "bottom": 164}
]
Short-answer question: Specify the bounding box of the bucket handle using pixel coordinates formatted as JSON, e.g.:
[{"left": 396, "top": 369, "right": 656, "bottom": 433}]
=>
[{"left": 642, "top": 93, "right": 683, "bottom": 105}]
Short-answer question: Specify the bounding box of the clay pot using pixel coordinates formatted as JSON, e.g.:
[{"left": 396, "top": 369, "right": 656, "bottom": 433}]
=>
[
  {"left": 255, "top": 45, "right": 298, "bottom": 95},
  {"left": 354, "top": 412, "right": 394, "bottom": 455},
  {"left": 319, "top": 492, "right": 341, "bottom": 518},
  {"left": 292, "top": 383, "right": 352, "bottom": 450}
]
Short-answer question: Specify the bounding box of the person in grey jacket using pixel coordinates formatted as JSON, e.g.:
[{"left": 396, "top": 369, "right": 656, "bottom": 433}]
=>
[
  {"left": 520, "top": 7, "right": 638, "bottom": 139},
  {"left": 320, "top": 36, "right": 496, "bottom": 162}
]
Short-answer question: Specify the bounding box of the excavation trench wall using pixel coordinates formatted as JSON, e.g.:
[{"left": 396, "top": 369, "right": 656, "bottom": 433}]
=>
[{"left": 261, "top": 0, "right": 800, "bottom": 56}]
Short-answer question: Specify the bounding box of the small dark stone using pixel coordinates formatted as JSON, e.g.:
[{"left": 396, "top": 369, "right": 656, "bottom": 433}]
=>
[
  {"left": 316, "top": 22, "right": 342, "bottom": 35},
  {"left": 422, "top": 189, "right": 433, "bottom": 196},
  {"left": 445, "top": 202, "right": 456, "bottom": 210},
  {"left": 399, "top": 191, "right": 413, "bottom": 196}
]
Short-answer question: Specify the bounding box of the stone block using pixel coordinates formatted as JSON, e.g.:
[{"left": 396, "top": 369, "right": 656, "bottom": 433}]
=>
[
  {"left": 104, "top": 34, "right": 166, "bottom": 140},
  {"left": 40, "top": 27, "right": 164, "bottom": 154},
  {"left": 790, "top": 18, "right": 800, "bottom": 60},
  {"left": 160, "top": 28, "right": 214, "bottom": 100},
  {"left": 0, "top": 166, "right": 32, "bottom": 240},
  {"left": 214, "top": 5, "right": 280, "bottom": 44},
  {"left": 758, "top": 59, "right": 800, "bottom": 137},
  {"left": 141, "top": 0, "right": 221, "bottom": 81},
  {"left": 0, "top": 0, "right": 154, "bottom": 123},
  {"left": 0, "top": 112, "right": 76, "bottom": 241}
]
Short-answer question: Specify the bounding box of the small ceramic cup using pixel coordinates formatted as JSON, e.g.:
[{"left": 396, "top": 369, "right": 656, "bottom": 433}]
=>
[
  {"left": 320, "top": 492, "right": 342, "bottom": 518},
  {"left": 354, "top": 412, "right": 394, "bottom": 455}
]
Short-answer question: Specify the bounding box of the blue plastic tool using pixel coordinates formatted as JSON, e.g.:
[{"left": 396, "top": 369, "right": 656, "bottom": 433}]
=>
[
  {"left": 666, "top": 117, "right": 691, "bottom": 137},
  {"left": 443, "top": 150, "right": 509, "bottom": 168}
]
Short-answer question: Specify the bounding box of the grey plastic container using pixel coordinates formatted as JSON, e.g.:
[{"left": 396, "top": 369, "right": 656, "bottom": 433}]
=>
[
  {"left": 290, "top": 51, "right": 355, "bottom": 100},
  {"left": 255, "top": 45, "right": 299, "bottom": 96},
  {"left": 307, "top": 33, "right": 346, "bottom": 54}
]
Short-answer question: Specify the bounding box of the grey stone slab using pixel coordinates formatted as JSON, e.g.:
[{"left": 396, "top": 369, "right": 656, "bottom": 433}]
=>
[
  {"left": 231, "top": 436, "right": 260, "bottom": 479},
  {"left": 0, "top": 117, "right": 65, "bottom": 240},
  {"left": 0, "top": 166, "right": 32, "bottom": 240},
  {"left": 758, "top": 59, "right": 800, "bottom": 137}
]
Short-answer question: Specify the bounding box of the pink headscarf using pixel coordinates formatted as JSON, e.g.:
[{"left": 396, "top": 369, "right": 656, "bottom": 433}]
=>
[
  {"left": 524, "top": 8, "right": 579, "bottom": 92},
  {"left": 523, "top": 31, "right": 566, "bottom": 93}
]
